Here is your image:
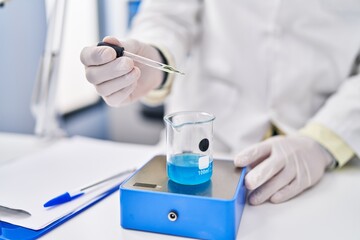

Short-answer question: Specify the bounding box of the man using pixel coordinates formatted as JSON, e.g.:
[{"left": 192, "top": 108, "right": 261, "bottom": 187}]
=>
[{"left": 80, "top": 0, "right": 360, "bottom": 205}]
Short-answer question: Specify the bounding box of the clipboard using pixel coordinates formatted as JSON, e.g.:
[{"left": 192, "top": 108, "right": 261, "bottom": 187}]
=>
[{"left": 0, "top": 185, "right": 119, "bottom": 240}]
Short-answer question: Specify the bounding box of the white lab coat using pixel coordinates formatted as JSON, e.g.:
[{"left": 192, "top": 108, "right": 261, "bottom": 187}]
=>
[{"left": 130, "top": 0, "right": 360, "bottom": 156}]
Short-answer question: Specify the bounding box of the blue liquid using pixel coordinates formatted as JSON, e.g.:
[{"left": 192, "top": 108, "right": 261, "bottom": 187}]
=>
[{"left": 167, "top": 153, "right": 213, "bottom": 185}]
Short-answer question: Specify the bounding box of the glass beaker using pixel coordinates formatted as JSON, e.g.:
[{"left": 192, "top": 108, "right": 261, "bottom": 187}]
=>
[{"left": 164, "top": 111, "right": 215, "bottom": 185}]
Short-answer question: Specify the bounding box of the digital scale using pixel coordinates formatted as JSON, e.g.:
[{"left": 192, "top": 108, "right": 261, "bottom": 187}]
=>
[{"left": 120, "top": 155, "right": 247, "bottom": 239}]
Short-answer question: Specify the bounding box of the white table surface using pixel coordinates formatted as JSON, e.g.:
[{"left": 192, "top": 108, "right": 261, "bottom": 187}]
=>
[{"left": 1, "top": 133, "right": 359, "bottom": 240}]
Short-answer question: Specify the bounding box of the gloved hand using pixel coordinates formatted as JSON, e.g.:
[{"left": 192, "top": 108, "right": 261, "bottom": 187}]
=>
[
  {"left": 234, "top": 135, "right": 334, "bottom": 205},
  {"left": 80, "top": 36, "right": 164, "bottom": 106}
]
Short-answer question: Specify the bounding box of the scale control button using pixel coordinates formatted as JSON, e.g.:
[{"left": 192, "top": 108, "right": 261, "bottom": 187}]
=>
[{"left": 168, "top": 211, "right": 178, "bottom": 222}]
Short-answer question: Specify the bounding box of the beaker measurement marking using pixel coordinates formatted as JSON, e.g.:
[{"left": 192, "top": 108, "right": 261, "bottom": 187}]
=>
[{"left": 198, "top": 168, "right": 210, "bottom": 176}]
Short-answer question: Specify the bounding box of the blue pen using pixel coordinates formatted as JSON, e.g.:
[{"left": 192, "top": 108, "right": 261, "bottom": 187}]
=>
[{"left": 43, "top": 169, "right": 135, "bottom": 208}]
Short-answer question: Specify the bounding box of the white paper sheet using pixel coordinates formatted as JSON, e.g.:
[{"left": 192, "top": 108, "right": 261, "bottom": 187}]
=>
[{"left": 0, "top": 136, "right": 159, "bottom": 230}]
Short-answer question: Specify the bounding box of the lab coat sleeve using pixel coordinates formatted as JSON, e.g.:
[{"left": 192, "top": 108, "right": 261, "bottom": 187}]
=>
[
  {"left": 300, "top": 74, "right": 360, "bottom": 167},
  {"left": 127, "top": 0, "right": 202, "bottom": 105},
  {"left": 299, "top": 123, "right": 354, "bottom": 167},
  {"left": 141, "top": 46, "right": 175, "bottom": 106},
  {"left": 128, "top": 0, "right": 202, "bottom": 69}
]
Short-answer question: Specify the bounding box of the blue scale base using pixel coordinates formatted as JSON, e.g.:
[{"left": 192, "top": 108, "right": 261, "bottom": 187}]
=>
[{"left": 120, "top": 155, "right": 247, "bottom": 240}]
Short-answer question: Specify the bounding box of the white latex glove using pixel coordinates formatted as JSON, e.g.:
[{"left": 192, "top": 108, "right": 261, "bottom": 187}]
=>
[
  {"left": 80, "top": 36, "right": 164, "bottom": 107},
  {"left": 234, "top": 135, "right": 333, "bottom": 205}
]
